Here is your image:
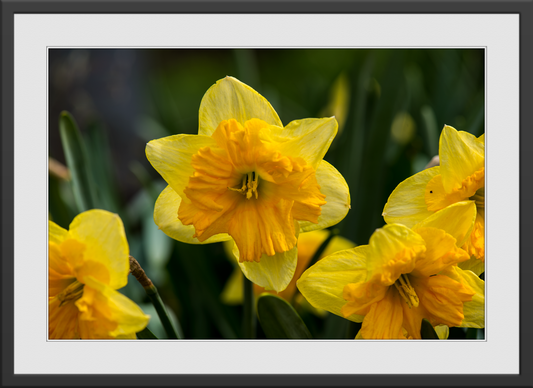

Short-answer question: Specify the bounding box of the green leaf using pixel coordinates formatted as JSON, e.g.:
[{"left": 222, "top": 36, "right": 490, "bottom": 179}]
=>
[
  {"left": 136, "top": 326, "right": 158, "bottom": 339},
  {"left": 256, "top": 294, "right": 312, "bottom": 339},
  {"left": 58, "top": 111, "right": 97, "bottom": 212},
  {"left": 421, "top": 319, "right": 439, "bottom": 339}
]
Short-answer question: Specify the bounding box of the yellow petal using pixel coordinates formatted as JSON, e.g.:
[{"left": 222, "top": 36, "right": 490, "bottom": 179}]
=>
[
  {"left": 321, "top": 234, "right": 356, "bottom": 258},
  {"left": 411, "top": 227, "right": 470, "bottom": 278},
  {"left": 49, "top": 241, "right": 76, "bottom": 297},
  {"left": 435, "top": 325, "right": 450, "bottom": 340},
  {"left": 424, "top": 170, "right": 483, "bottom": 212},
  {"left": 412, "top": 273, "right": 474, "bottom": 328},
  {"left": 297, "top": 246, "right": 371, "bottom": 323},
  {"left": 49, "top": 220, "right": 68, "bottom": 244},
  {"left": 367, "top": 224, "right": 426, "bottom": 286},
  {"left": 76, "top": 276, "right": 150, "bottom": 339},
  {"left": 220, "top": 267, "right": 244, "bottom": 305},
  {"left": 296, "top": 229, "right": 331, "bottom": 265},
  {"left": 260, "top": 162, "right": 326, "bottom": 228},
  {"left": 146, "top": 134, "right": 217, "bottom": 202},
  {"left": 298, "top": 160, "right": 351, "bottom": 233},
  {"left": 359, "top": 287, "right": 405, "bottom": 339},
  {"left": 342, "top": 280, "right": 388, "bottom": 317},
  {"left": 458, "top": 256, "right": 485, "bottom": 276},
  {"left": 276, "top": 117, "right": 338, "bottom": 169},
  {"left": 400, "top": 300, "right": 428, "bottom": 340},
  {"left": 224, "top": 196, "right": 297, "bottom": 263},
  {"left": 232, "top": 241, "right": 298, "bottom": 293},
  {"left": 461, "top": 209, "right": 485, "bottom": 262},
  {"left": 198, "top": 76, "right": 282, "bottom": 136},
  {"left": 413, "top": 200, "right": 477, "bottom": 247},
  {"left": 153, "top": 185, "right": 231, "bottom": 244},
  {"left": 439, "top": 125, "right": 484, "bottom": 193},
  {"left": 382, "top": 166, "right": 441, "bottom": 228},
  {"left": 443, "top": 266, "right": 485, "bottom": 328},
  {"left": 49, "top": 296, "right": 80, "bottom": 339},
  {"left": 275, "top": 230, "right": 330, "bottom": 300},
  {"left": 68, "top": 210, "right": 129, "bottom": 289}
]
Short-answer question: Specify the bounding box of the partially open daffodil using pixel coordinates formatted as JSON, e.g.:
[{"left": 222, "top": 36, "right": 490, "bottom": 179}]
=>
[
  {"left": 382, "top": 125, "right": 484, "bottom": 275},
  {"left": 146, "top": 76, "right": 350, "bottom": 292},
  {"left": 49, "top": 210, "right": 150, "bottom": 339},
  {"left": 297, "top": 202, "right": 484, "bottom": 339}
]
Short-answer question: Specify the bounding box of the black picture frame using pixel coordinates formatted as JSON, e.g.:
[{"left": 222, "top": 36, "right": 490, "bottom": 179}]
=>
[{"left": 2, "top": 1, "right": 532, "bottom": 387}]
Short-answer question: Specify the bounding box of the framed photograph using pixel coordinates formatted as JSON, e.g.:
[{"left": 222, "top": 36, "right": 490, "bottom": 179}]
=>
[{"left": 2, "top": 1, "right": 531, "bottom": 387}]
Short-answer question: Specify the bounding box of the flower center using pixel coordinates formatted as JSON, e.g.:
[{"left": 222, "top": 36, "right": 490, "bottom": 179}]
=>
[
  {"left": 228, "top": 171, "right": 259, "bottom": 199},
  {"left": 393, "top": 274, "right": 419, "bottom": 308},
  {"left": 57, "top": 280, "right": 84, "bottom": 307},
  {"left": 469, "top": 187, "right": 484, "bottom": 209}
]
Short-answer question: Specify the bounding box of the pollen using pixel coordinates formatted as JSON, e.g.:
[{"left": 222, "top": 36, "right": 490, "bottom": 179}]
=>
[
  {"left": 228, "top": 171, "right": 259, "bottom": 199},
  {"left": 393, "top": 274, "right": 419, "bottom": 308}
]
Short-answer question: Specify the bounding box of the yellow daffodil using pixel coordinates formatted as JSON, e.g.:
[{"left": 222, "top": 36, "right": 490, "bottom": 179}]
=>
[
  {"left": 49, "top": 210, "right": 150, "bottom": 339},
  {"left": 221, "top": 229, "right": 356, "bottom": 304},
  {"left": 297, "top": 202, "right": 484, "bottom": 339},
  {"left": 146, "top": 76, "right": 350, "bottom": 292},
  {"left": 382, "top": 125, "right": 485, "bottom": 275}
]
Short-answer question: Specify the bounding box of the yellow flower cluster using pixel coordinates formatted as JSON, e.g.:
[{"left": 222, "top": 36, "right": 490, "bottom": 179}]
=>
[
  {"left": 50, "top": 76, "right": 484, "bottom": 341},
  {"left": 144, "top": 76, "right": 484, "bottom": 339},
  {"left": 297, "top": 126, "right": 485, "bottom": 339}
]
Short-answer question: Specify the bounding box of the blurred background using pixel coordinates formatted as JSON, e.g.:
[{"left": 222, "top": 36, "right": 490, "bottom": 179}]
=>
[{"left": 49, "top": 49, "right": 484, "bottom": 340}]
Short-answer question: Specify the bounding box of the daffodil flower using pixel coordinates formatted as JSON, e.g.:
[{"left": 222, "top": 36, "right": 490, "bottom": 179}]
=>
[
  {"left": 146, "top": 76, "right": 350, "bottom": 292},
  {"left": 382, "top": 125, "right": 485, "bottom": 275},
  {"left": 297, "top": 202, "right": 484, "bottom": 339},
  {"left": 221, "top": 229, "right": 356, "bottom": 304},
  {"left": 49, "top": 210, "right": 150, "bottom": 339}
]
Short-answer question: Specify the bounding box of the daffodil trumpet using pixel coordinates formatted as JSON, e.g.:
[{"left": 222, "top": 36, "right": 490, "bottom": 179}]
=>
[
  {"left": 382, "top": 125, "right": 485, "bottom": 275},
  {"left": 297, "top": 202, "right": 484, "bottom": 340},
  {"left": 146, "top": 76, "right": 350, "bottom": 292}
]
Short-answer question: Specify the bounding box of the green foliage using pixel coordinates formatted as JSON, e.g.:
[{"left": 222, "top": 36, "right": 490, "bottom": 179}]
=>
[
  {"left": 257, "top": 294, "right": 312, "bottom": 339},
  {"left": 136, "top": 326, "right": 158, "bottom": 340},
  {"left": 421, "top": 319, "right": 439, "bottom": 339},
  {"left": 58, "top": 111, "right": 97, "bottom": 213}
]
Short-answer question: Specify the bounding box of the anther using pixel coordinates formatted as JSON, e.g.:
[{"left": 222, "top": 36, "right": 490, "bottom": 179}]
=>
[
  {"left": 393, "top": 274, "right": 419, "bottom": 308},
  {"left": 57, "top": 280, "right": 84, "bottom": 307},
  {"left": 228, "top": 171, "right": 259, "bottom": 199}
]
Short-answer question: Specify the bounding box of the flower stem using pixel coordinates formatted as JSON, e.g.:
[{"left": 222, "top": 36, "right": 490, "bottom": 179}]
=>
[
  {"left": 243, "top": 276, "right": 256, "bottom": 339},
  {"left": 129, "top": 256, "right": 182, "bottom": 339}
]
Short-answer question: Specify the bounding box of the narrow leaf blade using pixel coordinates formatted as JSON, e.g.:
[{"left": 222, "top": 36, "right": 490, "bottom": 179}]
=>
[
  {"left": 136, "top": 326, "right": 158, "bottom": 339},
  {"left": 257, "top": 294, "right": 312, "bottom": 339},
  {"left": 58, "top": 111, "right": 96, "bottom": 212},
  {"left": 421, "top": 318, "right": 439, "bottom": 339}
]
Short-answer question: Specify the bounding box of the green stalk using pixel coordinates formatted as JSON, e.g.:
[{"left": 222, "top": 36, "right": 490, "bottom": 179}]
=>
[
  {"left": 129, "top": 256, "right": 182, "bottom": 339},
  {"left": 144, "top": 284, "right": 180, "bottom": 339},
  {"left": 243, "top": 276, "right": 256, "bottom": 339}
]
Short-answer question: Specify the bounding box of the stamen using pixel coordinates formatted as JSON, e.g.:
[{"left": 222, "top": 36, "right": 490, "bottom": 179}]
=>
[
  {"left": 57, "top": 280, "right": 84, "bottom": 307},
  {"left": 393, "top": 274, "right": 419, "bottom": 308},
  {"left": 228, "top": 171, "right": 259, "bottom": 199},
  {"left": 469, "top": 187, "right": 484, "bottom": 209}
]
